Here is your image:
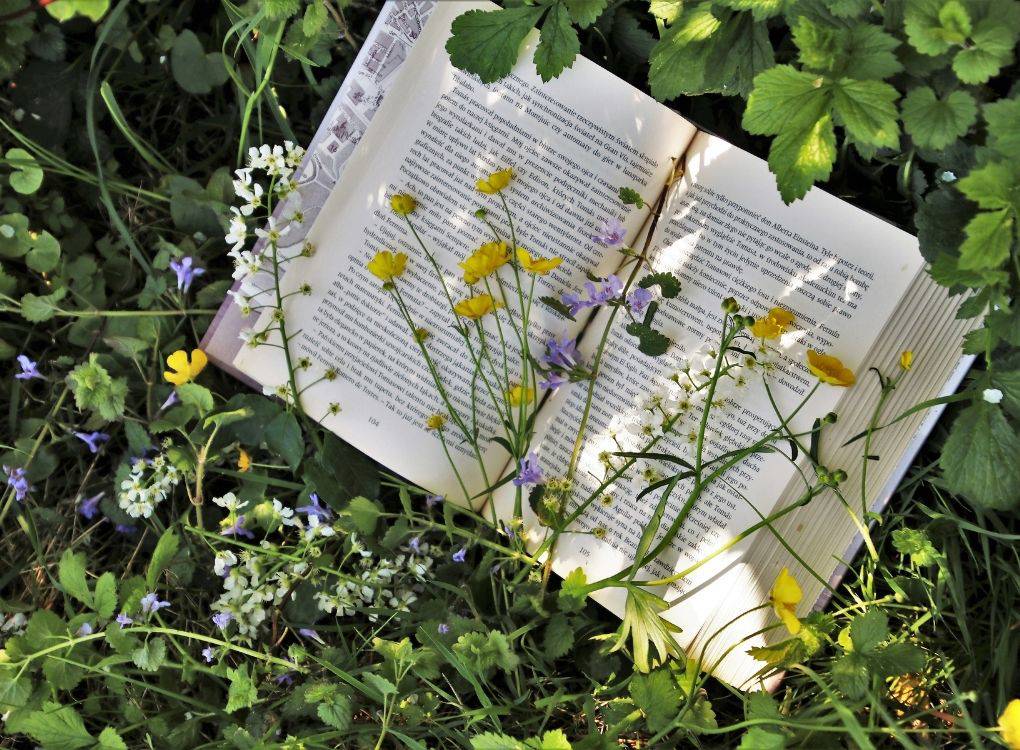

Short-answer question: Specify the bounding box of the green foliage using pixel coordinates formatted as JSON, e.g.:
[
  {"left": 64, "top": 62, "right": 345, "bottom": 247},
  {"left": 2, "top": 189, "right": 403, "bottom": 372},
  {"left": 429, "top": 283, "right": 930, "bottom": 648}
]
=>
[
  {"left": 67, "top": 354, "right": 127, "bottom": 422},
  {"left": 939, "top": 400, "right": 1020, "bottom": 510},
  {"left": 453, "top": 630, "right": 520, "bottom": 675}
]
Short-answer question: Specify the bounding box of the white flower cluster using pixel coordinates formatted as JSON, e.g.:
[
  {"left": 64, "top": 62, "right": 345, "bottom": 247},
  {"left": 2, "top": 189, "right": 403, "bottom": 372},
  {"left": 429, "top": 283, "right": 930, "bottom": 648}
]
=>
[
  {"left": 117, "top": 452, "right": 182, "bottom": 519},
  {"left": 314, "top": 535, "right": 441, "bottom": 622},
  {"left": 211, "top": 548, "right": 308, "bottom": 637}
]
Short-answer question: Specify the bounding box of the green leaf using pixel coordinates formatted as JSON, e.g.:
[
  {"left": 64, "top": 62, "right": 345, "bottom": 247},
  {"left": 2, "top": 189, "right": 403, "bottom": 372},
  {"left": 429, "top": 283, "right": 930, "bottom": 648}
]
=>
[
  {"left": 939, "top": 400, "right": 1020, "bottom": 510},
  {"left": 891, "top": 528, "right": 940, "bottom": 566},
  {"left": 625, "top": 321, "right": 671, "bottom": 356},
  {"left": 717, "top": 0, "right": 786, "bottom": 21},
  {"left": 849, "top": 609, "right": 888, "bottom": 653},
  {"left": 5, "top": 702, "right": 94, "bottom": 750},
  {"left": 543, "top": 614, "right": 574, "bottom": 659},
  {"left": 93, "top": 572, "right": 117, "bottom": 619},
  {"left": 302, "top": 1, "right": 328, "bottom": 36},
  {"left": 873, "top": 642, "right": 925, "bottom": 677},
  {"left": 958, "top": 209, "right": 1014, "bottom": 270},
  {"left": 132, "top": 637, "right": 166, "bottom": 671},
  {"left": 67, "top": 353, "right": 127, "bottom": 422},
  {"left": 904, "top": 0, "right": 971, "bottom": 55},
  {"left": 345, "top": 495, "right": 383, "bottom": 535},
  {"left": 743, "top": 65, "right": 829, "bottom": 135},
  {"left": 737, "top": 727, "right": 787, "bottom": 750},
  {"left": 0, "top": 675, "right": 32, "bottom": 708},
  {"left": 534, "top": 2, "right": 579, "bottom": 82},
  {"left": 564, "top": 0, "right": 607, "bottom": 27},
  {"left": 988, "top": 365, "right": 1020, "bottom": 419},
  {"left": 901, "top": 87, "right": 976, "bottom": 150},
  {"left": 983, "top": 97, "right": 1020, "bottom": 159},
  {"left": 5, "top": 148, "right": 43, "bottom": 194},
  {"left": 58, "top": 549, "right": 93, "bottom": 607},
  {"left": 768, "top": 113, "right": 837, "bottom": 203},
  {"left": 20, "top": 287, "right": 67, "bottom": 322},
  {"left": 525, "top": 729, "right": 573, "bottom": 749},
  {"left": 558, "top": 567, "right": 588, "bottom": 612},
  {"left": 629, "top": 669, "right": 681, "bottom": 732},
  {"left": 649, "top": 0, "right": 683, "bottom": 23},
  {"left": 44, "top": 0, "right": 109, "bottom": 22},
  {"left": 639, "top": 271, "right": 682, "bottom": 298},
  {"left": 952, "top": 20, "right": 1016, "bottom": 84},
  {"left": 315, "top": 691, "right": 352, "bottom": 730},
  {"left": 96, "top": 727, "right": 129, "bottom": 750},
  {"left": 446, "top": 6, "right": 545, "bottom": 84},
  {"left": 618, "top": 187, "right": 645, "bottom": 207},
  {"left": 471, "top": 734, "right": 524, "bottom": 750},
  {"left": 147, "top": 528, "right": 179, "bottom": 588},
  {"left": 265, "top": 411, "right": 304, "bottom": 470},
  {"left": 793, "top": 19, "right": 901, "bottom": 80},
  {"left": 225, "top": 664, "right": 258, "bottom": 713},
  {"left": 832, "top": 651, "right": 871, "bottom": 698},
  {"left": 363, "top": 671, "right": 397, "bottom": 699},
  {"left": 831, "top": 78, "right": 900, "bottom": 148},
  {"left": 170, "top": 30, "right": 230, "bottom": 95},
  {"left": 176, "top": 382, "right": 214, "bottom": 415},
  {"left": 452, "top": 630, "right": 520, "bottom": 675}
]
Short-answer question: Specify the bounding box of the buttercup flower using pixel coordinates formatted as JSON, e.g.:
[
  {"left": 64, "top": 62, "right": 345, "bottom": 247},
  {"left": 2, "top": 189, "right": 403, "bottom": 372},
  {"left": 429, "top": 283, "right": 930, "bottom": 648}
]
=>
[
  {"left": 14, "top": 355, "right": 41, "bottom": 380},
  {"left": 770, "top": 567, "right": 802, "bottom": 635},
  {"left": 899, "top": 350, "right": 913, "bottom": 371},
  {"left": 999, "top": 699, "right": 1020, "bottom": 750},
  {"left": 164, "top": 349, "right": 208, "bottom": 386},
  {"left": 516, "top": 247, "right": 562, "bottom": 275},
  {"left": 367, "top": 250, "right": 407, "bottom": 282},
  {"left": 750, "top": 307, "right": 795, "bottom": 340},
  {"left": 806, "top": 350, "right": 855, "bottom": 387},
  {"left": 592, "top": 217, "right": 626, "bottom": 246},
  {"left": 460, "top": 241, "right": 509, "bottom": 283},
  {"left": 476, "top": 167, "right": 514, "bottom": 194},
  {"left": 454, "top": 293, "right": 501, "bottom": 319},
  {"left": 237, "top": 449, "right": 251, "bottom": 472},
  {"left": 390, "top": 193, "right": 417, "bottom": 216},
  {"left": 507, "top": 384, "right": 533, "bottom": 406},
  {"left": 426, "top": 413, "right": 447, "bottom": 431}
]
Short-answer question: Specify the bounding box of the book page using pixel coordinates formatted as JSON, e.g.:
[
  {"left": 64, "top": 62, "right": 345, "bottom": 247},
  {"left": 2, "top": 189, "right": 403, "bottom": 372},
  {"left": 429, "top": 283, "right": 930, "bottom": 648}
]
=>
[
  {"left": 495, "top": 130, "right": 926, "bottom": 661},
  {"left": 231, "top": 1, "right": 698, "bottom": 504}
]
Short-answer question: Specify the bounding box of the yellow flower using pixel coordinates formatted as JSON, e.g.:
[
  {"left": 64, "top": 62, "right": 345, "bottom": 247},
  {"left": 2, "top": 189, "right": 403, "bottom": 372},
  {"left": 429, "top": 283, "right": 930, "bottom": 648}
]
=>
[
  {"left": 459, "top": 241, "right": 509, "bottom": 284},
  {"left": 516, "top": 247, "right": 562, "bottom": 275},
  {"left": 1000, "top": 699, "right": 1020, "bottom": 750},
  {"left": 770, "top": 567, "right": 802, "bottom": 635},
  {"left": 390, "top": 193, "right": 417, "bottom": 216},
  {"left": 367, "top": 250, "right": 407, "bottom": 282},
  {"left": 507, "top": 385, "right": 534, "bottom": 406},
  {"left": 476, "top": 168, "right": 514, "bottom": 194},
  {"left": 749, "top": 307, "right": 795, "bottom": 340},
  {"left": 454, "top": 293, "right": 501, "bottom": 319},
  {"left": 426, "top": 413, "right": 447, "bottom": 431},
  {"left": 806, "top": 350, "right": 856, "bottom": 387},
  {"left": 237, "top": 449, "right": 251, "bottom": 473},
  {"left": 899, "top": 350, "right": 914, "bottom": 370},
  {"left": 164, "top": 349, "right": 208, "bottom": 386}
]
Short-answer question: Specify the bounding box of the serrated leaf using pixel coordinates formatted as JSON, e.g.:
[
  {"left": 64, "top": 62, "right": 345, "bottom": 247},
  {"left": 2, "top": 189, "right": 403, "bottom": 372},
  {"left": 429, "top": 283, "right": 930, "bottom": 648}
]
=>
[
  {"left": 58, "top": 549, "right": 93, "bottom": 607},
  {"left": 952, "top": 21, "right": 1016, "bottom": 84},
  {"left": 737, "top": 726, "right": 787, "bottom": 749},
  {"left": 446, "top": 6, "right": 545, "bottom": 84},
  {"left": 873, "top": 641, "right": 925, "bottom": 677},
  {"left": 901, "top": 87, "right": 976, "bottom": 150},
  {"left": 983, "top": 96, "right": 1020, "bottom": 159},
  {"left": 542, "top": 614, "right": 574, "bottom": 659},
  {"left": 630, "top": 668, "right": 680, "bottom": 732},
  {"left": 958, "top": 209, "right": 1013, "bottom": 270},
  {"left": 5, "top": 701, "right": 94, "bottom": 750},
  {"left": 315, "top": 692, "right": 352, "bottom": 730},
  {"left": 344, "top": 495, "right": 382, "bottom": 535},
  {"left": 625, "top": 321, "right": 671, "bottom": 356},
  {"left": 131, "top": 637, "right": 166, "bottom": 672},
  {"left": 225, "top": 664, "right": 258, "bottom": 712},
  {"left": 146, "top": 528, "right": 179, "bottom": 588},
  {"left": 564, "top": 0, "right": 607, "bottom": 27},
  {"left": 831, "top": 78, "right": 900, "bottom": 149},
  {"left": 45, "top": 0, "right": 109, "bottom": 22},
  {"left": 939, "top": 400, "right": 1020, "bottom": 510},
  {"left": 849, "top": 609, "right": 888, "bottom": 653},
  {"left": 363, "top": 671, "right": 397, "bottom": 698},
  {"left": 904, "top": 0, "right": 971, "bottom": 56},
  {"left": 639, "top": 271, "right": 682, "bottom": 298},
  {"left": 20, "top": 287, "right": 67, "bottom": 322},
  {"left": 170, "top": 30, "right": 229, "bottom": 95},
  {"left": 832, "top": 651, "right": 871, "bottom": 697},
  {"left": 93, "top": 572, "right": 117, "bottom": 619},
  {"left": 471, "top": 733, "right": 524, "bottom": 750},
  {"left": 176, "top": 382, "right": 214, "bottom": 415},
  {"left": 67, "top": 353, "right": 127, "bottom": 421},
  {"left": 768, "top": 114, "right": 837, "bottom": 203},
  {"left": 525, "top": 729, "right": 573, "bottom": 749},
  {"left": 96, "top": 727, "right": 128, "bottom": 750},
  {"left": 534, "top": 2, "right": 579, "bottom": 82}
]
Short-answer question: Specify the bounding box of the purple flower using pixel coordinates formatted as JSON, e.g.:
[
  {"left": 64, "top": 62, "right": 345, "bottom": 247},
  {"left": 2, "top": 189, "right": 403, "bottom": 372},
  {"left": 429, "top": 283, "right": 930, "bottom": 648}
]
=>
[
  {"left": 539, "top": 372, "right": 569, "bottom": 391},
  {"left": 202, "top": 646, "right": 215, "bottom": 663},
  {"left": 73, "top": 431, "right": 110, "bottom": 454},
  {"left": 115, "top": 524, "right": 137, "bottom": 535},
  {"left": 159, "top": 391, "right": 179, "bottom": 412},
  {"left": 78, "top": 492, "right": 104, "bottom": 520},
  {"left": 627, "top": 287, "right": 655, "bottom": 316},
  {"left": 512, "top": 452, "right": 544, "bottom": 488},
  {"left": 140, "top": 592, "right": 171, "bottom": 615},
  {"left": 408, "top": 536, "right": 421, "bottom": 554},
  {"left": 4, "top": 466, "right": 29, "bottom": 503},
  {"left": 221, "top": 514, "right": 255, "bottom": 539},
  {"left": 296, "top": 492, "right": 332, "bottom": 522},
  {"left": 438, "top": 623, "right": 450, "bottom": 634},
  {"left": 299, "top": 628, "right": 325, "bottom": 644},
  {"left": 592, "top": 217, "right": 626, "bottom": 246},
  {"left": 425, "top": 494, "right": 444, "bottom": 508},
  {"left": 501, "top": 521, "right": 516, "bottom": 540},
  {"left": 561, "top": 275, "right": 624, "bottom": 316},
  {"left": 116, "top": 613, "right": 133, "bottom": 627},
  {"left": 14, "top": 355, "right": 41, "bottom": 380},
  {"left": 540, "top": 335, "right": 580, "bottom": 369},
  {"left": 275, "top": 672, "right": 294, "bottom": 686},
  {"left": 76, "top": 622, "right": 93, "bottom": 636},
  {"left": 212, "top": 612, "right": 233, "bottom": 629},
  {"left": 452, "top": 547, "right": 467, "bottom": 563},
  {"left": 169, "top": 256, "right": 205, "bottom": 292}
]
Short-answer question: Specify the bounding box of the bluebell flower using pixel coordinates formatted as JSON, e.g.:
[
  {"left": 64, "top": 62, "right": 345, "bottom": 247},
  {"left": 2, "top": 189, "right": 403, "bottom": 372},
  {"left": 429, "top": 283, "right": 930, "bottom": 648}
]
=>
[
  {"left": 159, "top": 391, "right": 179, "bottom": 412},
  {"left": 115, "top": 524, "right": 137, "bottom": 535},
  {"left": 408, "top": 536, "right": 421, "bottom": 554},
  {"left": 627, "top": 287, "right": 654, "bottom": 316},
  {"left": 512, "top": 452, "right": 544, "bottom": 488},
  {"left": 73, "top": 430, "right": 110, "bottom": 454},
  {"left": 298, "top": 628, "right": 325, "bottom": 644},
  {"left": 202, "top": 646, "right": 215, "bottom": 663},
  {"left": 540, "top": 335, "right": 580, "bottom": 369},
  {"left": 221, "top": 514, "right": 255, "bottom": 539},
  {"left": 425, "top": 494, "right": 444, "bottom": 508},
  {"left": 212, "top": 612, "right": 233, "bottom": 629},
  {"left": 592, "top": 217, "right": 626, "bottom": 246},
  {"left": 561, "top": 275, "right": 623, "bottom": 316},
  {"left": 78, "top": 491, "right": 104, "bottom": 520},
  {"left": 438, "top": 623, "right": 450, "bottom": 634},
  {"left": 275, "top": 672, "right": 294, "bottom": 686},
  {"left": 452, "top": 547, "right": 467, "bottom": 563},
  {"left": 539, "top": 372, "right": 569, "bottom": 391},
  {"left": 169, "top": 256, "right": 205, "bottom": 292},
  {"left": 295, "top": 492, "right": 332, "bottom": 522},
  {"left": 14, "top": 355, "right": 41, "bottom": 380},
  {"left": 116, "top": 613, "right": 133, "bottom": 627},
  {"left": 4, "top": 466, "right": 29, "bottom": 503},
  {"left": 76, "top": 622, "right": 93, "bottom": 637},
  {"left": 140, "top": 592, "right": 171, "bottom": 615}
]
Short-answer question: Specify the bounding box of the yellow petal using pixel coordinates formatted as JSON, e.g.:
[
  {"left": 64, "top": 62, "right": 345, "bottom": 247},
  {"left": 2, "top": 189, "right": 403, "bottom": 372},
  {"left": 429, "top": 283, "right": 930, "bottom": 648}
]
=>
[
  {"left": 771, "top": 567, "right": 802, "bottom": 606},
  {"left": 189, "top": 349, "right": 208, "bottom": 378},
  {"left": 1000, "top": 699, "right": 1020, "bottom": 750},
  {"left": 166, "top": 349, "right": 189, "bottom": 374},
  {"left": 777, "top": 605, "right": 802, "bottom": 635}
]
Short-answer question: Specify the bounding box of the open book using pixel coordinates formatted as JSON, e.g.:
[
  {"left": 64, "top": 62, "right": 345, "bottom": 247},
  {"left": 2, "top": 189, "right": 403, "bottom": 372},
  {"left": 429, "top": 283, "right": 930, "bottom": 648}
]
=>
[{"left": 204, "top": 0, "right": 975, "bottom": 687}]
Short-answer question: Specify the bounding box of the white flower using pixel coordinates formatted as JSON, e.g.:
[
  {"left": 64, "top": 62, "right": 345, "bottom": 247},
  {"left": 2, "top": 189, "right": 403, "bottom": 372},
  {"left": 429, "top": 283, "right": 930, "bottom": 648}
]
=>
[
  {"left": 214, "top": 550, "right": 237, "bottom": 576},
  {"left": 284, "top": 140, "right": 305, "bottom": 168},
  {"left": 228, "top": 289, "right": 253, "bottom": 316},
  {"left": 236, "top": 181, "right": 264, "bottom": 216},
  {"left": 229, "top": 248, "right": 262, "bottom": 281},
  {"left": 254, "top": 216, "right": 290, "bottom": 245},
  {"left": 225, "top": 208, "right": 247, "bottom": 251},
  {"left": 983, "top": 388, "right": 1003, "bottom": 404},
  {"left": 212, "top": 492, "right": 246, "bottom": 512}
]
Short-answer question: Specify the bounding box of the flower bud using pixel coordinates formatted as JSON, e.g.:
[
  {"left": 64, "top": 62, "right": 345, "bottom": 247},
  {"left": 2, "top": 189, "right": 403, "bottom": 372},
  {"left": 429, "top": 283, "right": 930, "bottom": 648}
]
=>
[
  {"left": 721, "top": 297, "right": 740, "bottom": 314},
  {"left": 822, "top": 411, "right": 838, "bottom": 424}
]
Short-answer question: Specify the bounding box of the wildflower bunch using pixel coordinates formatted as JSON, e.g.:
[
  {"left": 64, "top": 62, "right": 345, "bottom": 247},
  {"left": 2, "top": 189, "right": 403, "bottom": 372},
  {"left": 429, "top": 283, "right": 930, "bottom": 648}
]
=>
[{"left": 117, "top": 448, "right": 182, "bottom": 519}]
